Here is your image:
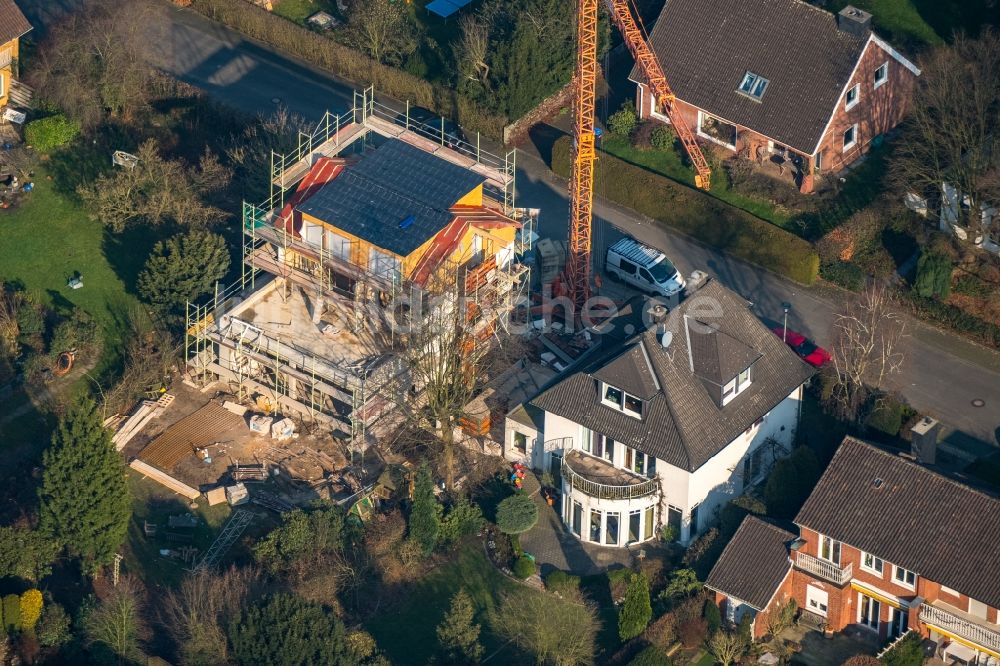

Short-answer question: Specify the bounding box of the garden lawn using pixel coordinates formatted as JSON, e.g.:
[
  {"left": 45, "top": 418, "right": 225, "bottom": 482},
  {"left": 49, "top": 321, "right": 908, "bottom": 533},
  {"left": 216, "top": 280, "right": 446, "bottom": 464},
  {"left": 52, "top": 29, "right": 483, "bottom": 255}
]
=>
[
  {"left": 600, "top": 135, "right": 794, "bottom": 230},
  {"left": 366, "top": 544, "right": 544, "bottom": 664},
  {"left": 0, "top": 168, "right": 141, "bottom": 376},
  {"left": 270, "top": 0, "right": 337, "bottom": 23}
]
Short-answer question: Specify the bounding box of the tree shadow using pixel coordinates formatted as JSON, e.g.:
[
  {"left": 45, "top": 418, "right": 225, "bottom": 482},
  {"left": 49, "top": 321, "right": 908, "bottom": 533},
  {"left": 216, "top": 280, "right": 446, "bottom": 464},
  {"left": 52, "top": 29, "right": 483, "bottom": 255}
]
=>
[
  {"left": 47, "top": 123, "right": 135, "bottom": 198},
  {"left": 527, "top": 123, "right": 566, "bottom": 169},
  {"left": 102, "top": 223, "right": 177, "bottom": 298}
]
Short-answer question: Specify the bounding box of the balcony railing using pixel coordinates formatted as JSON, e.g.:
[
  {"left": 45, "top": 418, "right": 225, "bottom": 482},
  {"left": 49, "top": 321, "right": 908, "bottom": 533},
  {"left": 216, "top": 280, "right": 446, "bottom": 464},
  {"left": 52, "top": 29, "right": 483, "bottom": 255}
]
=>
[
  {"left": 561, "top": 453, "right": 659, "bottom": 500},
  {"left": 919, "top": 603, "right": 1000, "bottom": 654},
  {"left": 794, "top": 552, "right": 853, "bottom": 586}
]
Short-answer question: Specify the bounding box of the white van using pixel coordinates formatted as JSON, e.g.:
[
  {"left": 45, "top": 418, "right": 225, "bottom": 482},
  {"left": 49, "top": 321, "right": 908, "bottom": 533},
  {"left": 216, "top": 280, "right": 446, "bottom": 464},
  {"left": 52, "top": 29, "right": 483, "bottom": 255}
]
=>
[{"left": 605, "top": 238, "right": 685, "bottom": 298}]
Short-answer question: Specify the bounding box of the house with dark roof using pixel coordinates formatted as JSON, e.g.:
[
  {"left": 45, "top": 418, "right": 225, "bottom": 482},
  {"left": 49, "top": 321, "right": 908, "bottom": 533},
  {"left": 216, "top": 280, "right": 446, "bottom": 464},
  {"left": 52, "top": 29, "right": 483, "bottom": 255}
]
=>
[
  {"left": 631, "top": 0, "right": 920, "bottom": 193},
  {"left": 709, "top": 436, "right": 1000, "bottom": 662},
  {"left": 705, "top": 516, "right": 797, "bottom": 638},
  {"left": 505, "top": 278, "right": 814, "bottom": 547},
  {"left": 0, "top": 0, "right": 31, "bottom": 109}
]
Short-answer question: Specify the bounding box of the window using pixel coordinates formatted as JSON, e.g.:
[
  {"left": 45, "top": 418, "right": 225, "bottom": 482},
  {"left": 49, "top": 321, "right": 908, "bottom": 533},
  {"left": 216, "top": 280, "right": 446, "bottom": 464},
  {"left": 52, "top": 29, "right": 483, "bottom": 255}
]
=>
[
  {"left": 893, "top": 565, "right": 916, "bottom": 588},
  {"left": 737, "top": 368, "right": 751, "bottom": 390},
  {"left": 742, "top": 446, "right": 768, "bottom": 487},
  {"left": 722, "top": 365, "right": 753, "bottom": 406},
  {"left": 594, "top": 435, "right": 614, "bottom": 463},
  {"left": 590, "top": 510, "right": 602, "bottom": 543},
  {"left": 845, "top": 84, "right": 860, "bottom": 110},
  {"left": 843, "top": 124, "right": 858, "bottom": 151},
  {"left": 513, "top": 431, "right": 527, "bottom": 454},
  {"left": 738, "top": 71, "right": 769, "bottom": 100},
  {"left": 368, "top": 248, "right": 402, "bottom": 283},
  {"left": 582, "top": 428, "right": 592, "bottom": 454},
  {"left": 815, "top": 151, "right": 823, "bottom": 172},
  {"left": 874, "top": 62, "right": 888, "bottom": 89},
  {"left": 644, "top": 506, "right": 655, "bottom": 540},
  {"left": 819, "top": 535, "right": 841, "bottom": 565},
  {"left": 698, "top": 112, "right": 737, "bottom": 148},
  {"left": 624, "top": 394, "right": 643, "bottom": 417},
  {"left": 628, "top": 510, "right": 642, "bottom": 543},
  {"left": 605, "top": 512, "right": 620, "bottom": 545},
  {"left": 626, "top": 447, "right": 656, "bottom": 478},
  {"left": 639, "top": 267, "right": 654, "bottom": 284},
  {"left": 859, "top": 593, "right": 880, "bottom": 630},
  {"left": 690, "top": 504, "right": 701, "bottom": 538},
  {"left": 618, "top": 259, "right": 637, "bottom": 275},
  {"left": 325, "top": 230, "right": 351, "bottom": 260},
  {"left": 572, "top": 501, "right": 583, "bottom": 536},
  {"left": 667, "top": 506, "right": 682, "bottom": 540},
  {"left": 603, "top": 384, "right": 624, "bottom": 408},
  {"left": 861, "top": 552, "right": 884, "bottom": 575}
]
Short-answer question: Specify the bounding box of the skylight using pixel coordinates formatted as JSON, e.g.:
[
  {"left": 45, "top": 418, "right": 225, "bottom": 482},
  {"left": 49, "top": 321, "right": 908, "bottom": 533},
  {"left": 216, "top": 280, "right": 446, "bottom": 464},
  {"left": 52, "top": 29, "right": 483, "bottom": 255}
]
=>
[{"left": 738, "top": 71, "right": 769, "bottom": 100}]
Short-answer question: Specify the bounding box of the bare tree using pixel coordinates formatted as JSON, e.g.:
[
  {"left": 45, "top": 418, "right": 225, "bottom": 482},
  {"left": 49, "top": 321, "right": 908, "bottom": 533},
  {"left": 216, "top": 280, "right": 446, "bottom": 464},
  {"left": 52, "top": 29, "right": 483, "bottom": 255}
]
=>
[
  {"left": 829, "top": 282, "right": 907, "bottom": 422},
  {"left": 492, "top": 590, "right": 598, "bottom": 665},
  {"left": 455, "top": 15, "right": 492, "bottom": 86},
  {"left": 161, "top": 567, "right": 258, "bottom": 666},
  {"left": 708, "top": 629, "right": 748, "bottom": 666},
  {"left": 29, "top": 0, "right": 155, "bottom": 128},
  {"left": 84, "top": 576, "right": 147, "bottom": 665},
  {"left": 347, "top": 0, "right": 417, "bottom": 66},
  {"left": 891, "top": 30, "right": 1000, "bottom": 241}
]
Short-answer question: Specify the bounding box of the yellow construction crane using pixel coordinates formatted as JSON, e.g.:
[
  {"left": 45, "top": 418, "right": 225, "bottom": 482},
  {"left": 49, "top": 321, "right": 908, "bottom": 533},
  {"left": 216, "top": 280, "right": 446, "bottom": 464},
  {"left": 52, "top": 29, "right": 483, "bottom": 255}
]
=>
[{"left": 566, "top": 0, "right": 711, "bottom": 311}]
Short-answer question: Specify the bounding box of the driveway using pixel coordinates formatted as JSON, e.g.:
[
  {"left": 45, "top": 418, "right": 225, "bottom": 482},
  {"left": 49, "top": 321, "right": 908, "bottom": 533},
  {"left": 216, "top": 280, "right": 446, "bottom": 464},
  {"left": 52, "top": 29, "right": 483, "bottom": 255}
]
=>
[{"left": 20, "top": 0, "right": 1000, "bottom": 449}]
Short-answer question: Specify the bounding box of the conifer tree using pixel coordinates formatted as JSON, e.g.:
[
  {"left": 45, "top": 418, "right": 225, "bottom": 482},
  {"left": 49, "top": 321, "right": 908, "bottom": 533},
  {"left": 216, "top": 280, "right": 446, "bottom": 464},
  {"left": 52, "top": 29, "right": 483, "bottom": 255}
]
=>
[
  {"left": 38, "top": 396, "right": 131, "bottom": 571},
  {"left": 408, "top": 463, "right": 440, "bottom": 555},
  {"left": 436, "top": 589, "right": 483, "bottom": 664}
]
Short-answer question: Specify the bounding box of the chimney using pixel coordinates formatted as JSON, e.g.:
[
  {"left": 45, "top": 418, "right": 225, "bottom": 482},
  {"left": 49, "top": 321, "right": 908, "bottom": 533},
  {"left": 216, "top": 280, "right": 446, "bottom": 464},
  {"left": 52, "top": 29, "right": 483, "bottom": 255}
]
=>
[
  {"left": 686, "top": 270, "right": 710, "bottom": 295},
  {"left": 837, "top": 5, "right": 872, "bottom": 38},
  {"left": 910, "top": 416, "right": 940, "bottom": 465},
  {"left": 647, "top": 302, "right": 668, "bottom": 324}
]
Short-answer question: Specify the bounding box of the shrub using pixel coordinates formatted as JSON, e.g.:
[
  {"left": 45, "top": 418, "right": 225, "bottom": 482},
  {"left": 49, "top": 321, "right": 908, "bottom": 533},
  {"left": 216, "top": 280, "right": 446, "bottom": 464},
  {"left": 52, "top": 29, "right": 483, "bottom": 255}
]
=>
[
  {"left": 409, "top": 463, "right": 441, "bottom": 555},
  {"left": 644, "top": 612, "right": 677, "bottom": 650},
  {"left": 544, "top": 570, "right": 581, "bottom": 595},
  {"left": 660, "top": 524, "right": 678, "bottom": 543},
  {"left": 2, "top": 594, "right": 20, "bottom": 632},
  {"left": 650, "top": 125, "right": 676, "bottom": 151},
  {"left": 629, "top": 645, "right": 672, "bottom": 666},
  {"left": 821, "top": 261, "right": 866, "bottom": 291},
  {"left": 703, "top": 598, "right": 722, "bottom": 635},
  {"left": 619, "top": 573, "right": 653, "bottom": 641},
  {"left": 879, "top": 631, "right": 924, "bottom": 666},
  {"left": 607, "top": 103, "right": 638, "bottom": 137},
  {"left": 496, "top": 494, "right": 538, "bottom": 535},
  {"left": 36, "top": 602, "right": 71, "bottom": 648},
  {"left": 954, "top": 273, "right": 994, "bottom": 299},
  {"left": 19, "top": 590, "right": 43, "bottom": 631},
  {"left": 25, "top": 115, "right": 81, "bottom": 153},
  {"left": 866, "top": 394, "right": 905, "bottom": 437},
  {"left": 902, "top": 292, "right": 1000, "bottom": 347},
  {"left": 844, "top": 656, "right": 881, "bottom": 666},
  {"left": 551, "top": 136, "right": 819, "bottom": 284},
  {"left": 512, "top": 555, "right": 535, "bottom": 579},
  {"left": 764, "top": 446, "right": 821, "bottom": 520},
  {"left": 438, "top": 496, "right": 485, "bottom": 550},
  {"left": 660, "top": 568, "right": 702, "bottom": 601},
  {"left": 677, "top": 615, "right": 708, "bottom": 648},
  {"left": 914, "top": 250, "right": 953, "bottom": 299}
]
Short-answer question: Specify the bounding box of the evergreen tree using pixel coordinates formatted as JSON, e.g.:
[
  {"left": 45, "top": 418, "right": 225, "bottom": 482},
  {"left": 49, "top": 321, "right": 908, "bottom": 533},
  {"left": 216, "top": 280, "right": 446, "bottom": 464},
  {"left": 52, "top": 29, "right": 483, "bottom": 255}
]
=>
[
  {"left": 618, "top": 572, "right": 652, "bottom": 641},
  {"left": 137, "top": 229, "right": 231, "bottom": 326},
  {"left": 408, "top": 463, "right": 440, "bottom": 555},
  {"left": 38, "top": 396, "right": 131, "bottom": 570},
  {"left": 228, "top": 594, "right": 350, "bottom": 666},
  {"left": 703, "top": 598, "right": 722, "bottom": 635},
  {"left": 436, "top": 589, "right": 484, "bottom": 664},
  {"left": 914, "top": 251, "right": 953, "bottom": 299}
]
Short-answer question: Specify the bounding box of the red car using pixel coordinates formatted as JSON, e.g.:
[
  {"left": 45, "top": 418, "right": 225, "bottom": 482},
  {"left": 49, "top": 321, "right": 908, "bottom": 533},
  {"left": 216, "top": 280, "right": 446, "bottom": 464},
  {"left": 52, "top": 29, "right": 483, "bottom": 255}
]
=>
[{"left": 772, "top": 327, "right": 831, "bottom": 368}]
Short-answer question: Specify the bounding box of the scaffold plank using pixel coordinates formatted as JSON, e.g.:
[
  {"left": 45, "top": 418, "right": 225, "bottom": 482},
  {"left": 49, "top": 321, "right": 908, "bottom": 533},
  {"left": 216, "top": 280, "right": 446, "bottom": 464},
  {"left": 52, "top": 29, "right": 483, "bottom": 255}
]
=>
[{"left": 129, "top": 460, "right": 201, "bottom": 499}]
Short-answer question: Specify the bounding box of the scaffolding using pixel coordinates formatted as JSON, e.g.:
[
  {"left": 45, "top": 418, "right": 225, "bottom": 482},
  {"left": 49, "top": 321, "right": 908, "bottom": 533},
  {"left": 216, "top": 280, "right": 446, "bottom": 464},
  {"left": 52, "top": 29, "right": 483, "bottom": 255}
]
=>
[{"left": 186, "top": 87, "right": 535, "bottom": 451}]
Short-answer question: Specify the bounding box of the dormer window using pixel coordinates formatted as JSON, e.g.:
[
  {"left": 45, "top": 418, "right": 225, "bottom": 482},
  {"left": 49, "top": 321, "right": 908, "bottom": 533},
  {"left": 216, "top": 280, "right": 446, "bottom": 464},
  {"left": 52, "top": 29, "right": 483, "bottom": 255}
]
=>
[
  {"left": 721, "top": 367, "right": 752, "bottom": 406},
  {"left": 738, "top": 71, "right": 769, "bottom": 100},
  {"left": 601, "top": 383, "right": 643, "bottom": 418}
]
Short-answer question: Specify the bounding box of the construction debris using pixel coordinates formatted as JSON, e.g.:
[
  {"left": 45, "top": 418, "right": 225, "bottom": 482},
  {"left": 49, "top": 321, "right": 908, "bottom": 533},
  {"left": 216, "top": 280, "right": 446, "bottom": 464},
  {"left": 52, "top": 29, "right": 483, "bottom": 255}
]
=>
[
  {"left": 205, "top": 486, "right": 227, "bottom": 506},
  {"left": 270, "top": 417, "right": 295, "bottom": 440},
  {"left": 222, "top": 400, "right": 248, "bottom": 416},
  {"left": 251, "top": 490, "right": 294, "bottom": 513},
  {"left": 225, "top": 483, "right": 249, "bottom": 506},
  {"left": 249, "top": 414, "right": 273, "bottom": 435},
  {"left": 112, "top": 397, "right": 168, "bottom": 451},
  {"left": 138, "top": 402, "right": 244, "bottom": 469},
  {"left": 129, "top": 459, "right": 201, "bottom": 499}
]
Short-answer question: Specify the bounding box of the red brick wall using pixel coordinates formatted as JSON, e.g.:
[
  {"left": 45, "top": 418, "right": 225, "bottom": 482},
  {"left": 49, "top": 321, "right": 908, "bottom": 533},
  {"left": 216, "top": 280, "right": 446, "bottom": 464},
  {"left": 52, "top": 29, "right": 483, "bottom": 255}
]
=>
[{"left": 814, "top": 39, "right": 918, "bottom": 174}]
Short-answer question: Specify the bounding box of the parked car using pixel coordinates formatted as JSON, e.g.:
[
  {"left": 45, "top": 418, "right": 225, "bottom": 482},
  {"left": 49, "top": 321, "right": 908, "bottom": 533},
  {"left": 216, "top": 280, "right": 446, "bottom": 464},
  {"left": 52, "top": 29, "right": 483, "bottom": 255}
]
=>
[
  {"left": 605, "top": 237, "right": 685, "bottom": 299},
  {"left": 772, "top": 327, "right": 831, "bottom": 367},
  {"left": 399, "top": 107, "right": 468, "bottom": 150}
]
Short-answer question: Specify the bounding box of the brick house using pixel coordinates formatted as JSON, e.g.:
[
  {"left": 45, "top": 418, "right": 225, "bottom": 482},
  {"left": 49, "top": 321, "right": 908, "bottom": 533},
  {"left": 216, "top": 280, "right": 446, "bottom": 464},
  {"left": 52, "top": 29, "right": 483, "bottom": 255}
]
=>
[
  {"left": 708, "top": 437, "right": 1000, "bottom": 664},
  {"left": 631, "top": 0, "right": 920, "bottom": 193}
]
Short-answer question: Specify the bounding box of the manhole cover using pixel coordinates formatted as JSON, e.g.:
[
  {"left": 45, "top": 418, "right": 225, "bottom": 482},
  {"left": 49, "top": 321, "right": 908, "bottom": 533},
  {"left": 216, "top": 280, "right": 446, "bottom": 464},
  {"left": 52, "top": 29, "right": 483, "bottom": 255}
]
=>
[
  {"left": 972, "top": 399, "right": 985, "bottom": 408},
  {"left": 271, "top": 97, "right": 281, "bottom": 104}
]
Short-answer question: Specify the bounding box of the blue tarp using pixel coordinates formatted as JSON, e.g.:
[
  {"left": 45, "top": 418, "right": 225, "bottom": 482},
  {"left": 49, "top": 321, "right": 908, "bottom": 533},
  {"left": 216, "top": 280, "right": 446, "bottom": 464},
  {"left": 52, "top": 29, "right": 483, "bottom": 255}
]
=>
[{"left": 426, "top": 0, "right": 461, "bottom": 17}]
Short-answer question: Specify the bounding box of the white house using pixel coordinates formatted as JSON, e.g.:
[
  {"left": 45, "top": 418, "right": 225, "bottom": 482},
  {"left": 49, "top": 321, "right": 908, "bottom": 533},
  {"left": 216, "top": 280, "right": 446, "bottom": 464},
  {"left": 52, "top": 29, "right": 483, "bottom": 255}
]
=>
[{"left": 504, "top": 279, "right": 814, "bottom": 547}]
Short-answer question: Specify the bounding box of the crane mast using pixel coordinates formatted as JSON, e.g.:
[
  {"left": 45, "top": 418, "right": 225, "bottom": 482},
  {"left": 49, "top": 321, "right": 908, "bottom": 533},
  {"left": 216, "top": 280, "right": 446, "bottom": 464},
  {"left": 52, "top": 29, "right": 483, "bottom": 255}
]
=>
[{"left": 565, "top": 0, "right": 711, "bottom": 315}]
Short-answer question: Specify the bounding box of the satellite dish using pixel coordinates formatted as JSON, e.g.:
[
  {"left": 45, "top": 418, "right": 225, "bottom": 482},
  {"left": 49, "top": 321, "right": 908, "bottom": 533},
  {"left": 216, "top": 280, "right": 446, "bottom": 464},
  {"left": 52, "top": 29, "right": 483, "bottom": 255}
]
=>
[{"left": 661, "top": 331, "right": 673, "bottom": 349}]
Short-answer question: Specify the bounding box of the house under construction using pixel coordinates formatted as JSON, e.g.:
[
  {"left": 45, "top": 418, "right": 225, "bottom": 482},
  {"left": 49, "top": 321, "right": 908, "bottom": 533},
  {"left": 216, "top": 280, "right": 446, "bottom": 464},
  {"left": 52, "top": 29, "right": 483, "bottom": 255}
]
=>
[{"left": 186, "top": 89, "right": 536, "bottom": 448}]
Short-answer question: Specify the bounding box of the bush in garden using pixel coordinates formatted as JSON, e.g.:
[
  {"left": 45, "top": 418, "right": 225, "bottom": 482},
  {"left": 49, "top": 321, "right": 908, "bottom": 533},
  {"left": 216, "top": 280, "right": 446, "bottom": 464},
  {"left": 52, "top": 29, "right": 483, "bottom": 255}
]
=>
[
  {"left": 544, "top": 570, "right": 581, "bottom": 595},
  {"left": 512, "top": 555, "right": 535, "bottom": 579},
  {"left": 677, "top": 615, "right": 708, "bottom": 648},
  {"left": 438, "top": 497, "right": 485, "bottom": 550},
  {"left": 19, "top": 590, "right": 43, "bottom": 631},
  {"left": 629, "top": 645, "right": 672, "bottom": 666},
  {"left": 914, "top": 250, "right": 953, "bottom": 299},
  {"left": 608, "top": 103, "right": 638, "bottom": 137},
  {"left": 25, "top": 115, "right": 81, "bottom": 153},
  {"left": 2, "top": 594, "right": 20, "bottom": 632},
  {"left": 650, "top": 125, "right": 675, "bottom": 151},
  {"left": 496, "top": 494, "right": 538, "bottom": 535},
  {"left": 879, "top": 631, "right": 924, "bottom": 666},
  {"left": 703, "top": 598, "right": 722, "bottom": 635},
  {"left": 618, "top": 572, "right": 653, "bottom": 641},
  {"left": 644, "top": 612, "right": 677, "bottom": 650},
  {"left": 865, "top": 394, "right": 905, "bottom": 437},
  {"left": 36, "top": 602, "right": 71, "bottom": 648}
]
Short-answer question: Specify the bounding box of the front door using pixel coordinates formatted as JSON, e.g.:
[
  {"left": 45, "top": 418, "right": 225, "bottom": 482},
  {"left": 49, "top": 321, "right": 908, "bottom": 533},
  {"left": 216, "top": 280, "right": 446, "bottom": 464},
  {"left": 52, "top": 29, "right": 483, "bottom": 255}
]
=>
[
  {"left": 806, "top": 585, "right": 829, "bottom": 618},
  {"left": 887, "top": 607, "right": 908, "bottom": 639}
]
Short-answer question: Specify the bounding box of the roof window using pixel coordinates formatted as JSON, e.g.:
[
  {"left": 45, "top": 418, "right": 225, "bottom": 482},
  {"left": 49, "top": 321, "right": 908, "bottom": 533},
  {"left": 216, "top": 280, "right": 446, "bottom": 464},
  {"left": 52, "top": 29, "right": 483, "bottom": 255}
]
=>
[
  {"left": 738, "top": 71, "right": 769, "bottom": 100},
  {"left": 601, "top": 383, "right": 643, "bottom": 419}
]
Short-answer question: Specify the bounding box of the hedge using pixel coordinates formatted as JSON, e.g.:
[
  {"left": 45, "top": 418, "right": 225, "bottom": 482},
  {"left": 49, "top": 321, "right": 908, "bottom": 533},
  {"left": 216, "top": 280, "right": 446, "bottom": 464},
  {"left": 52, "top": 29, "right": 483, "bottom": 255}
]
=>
[
  {"left": 903, "top": 292, "right": 1000, "bottom": 348},
  {"left": 190, "top": 0, "right": 507, "bottom": 140},
  {"left": 551, "top": 137, "right": 820, "bottom": 284},
  {"left": 25, "top": 114, "right": 80, "bottom": 153}
]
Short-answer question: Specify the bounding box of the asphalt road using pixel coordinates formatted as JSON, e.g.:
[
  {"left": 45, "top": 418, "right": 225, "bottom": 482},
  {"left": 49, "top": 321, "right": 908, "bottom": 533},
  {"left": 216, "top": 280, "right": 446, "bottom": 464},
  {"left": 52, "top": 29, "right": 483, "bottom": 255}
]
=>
[{"left": 20, "top": 1, "right": 1000, "bottom": 447}]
